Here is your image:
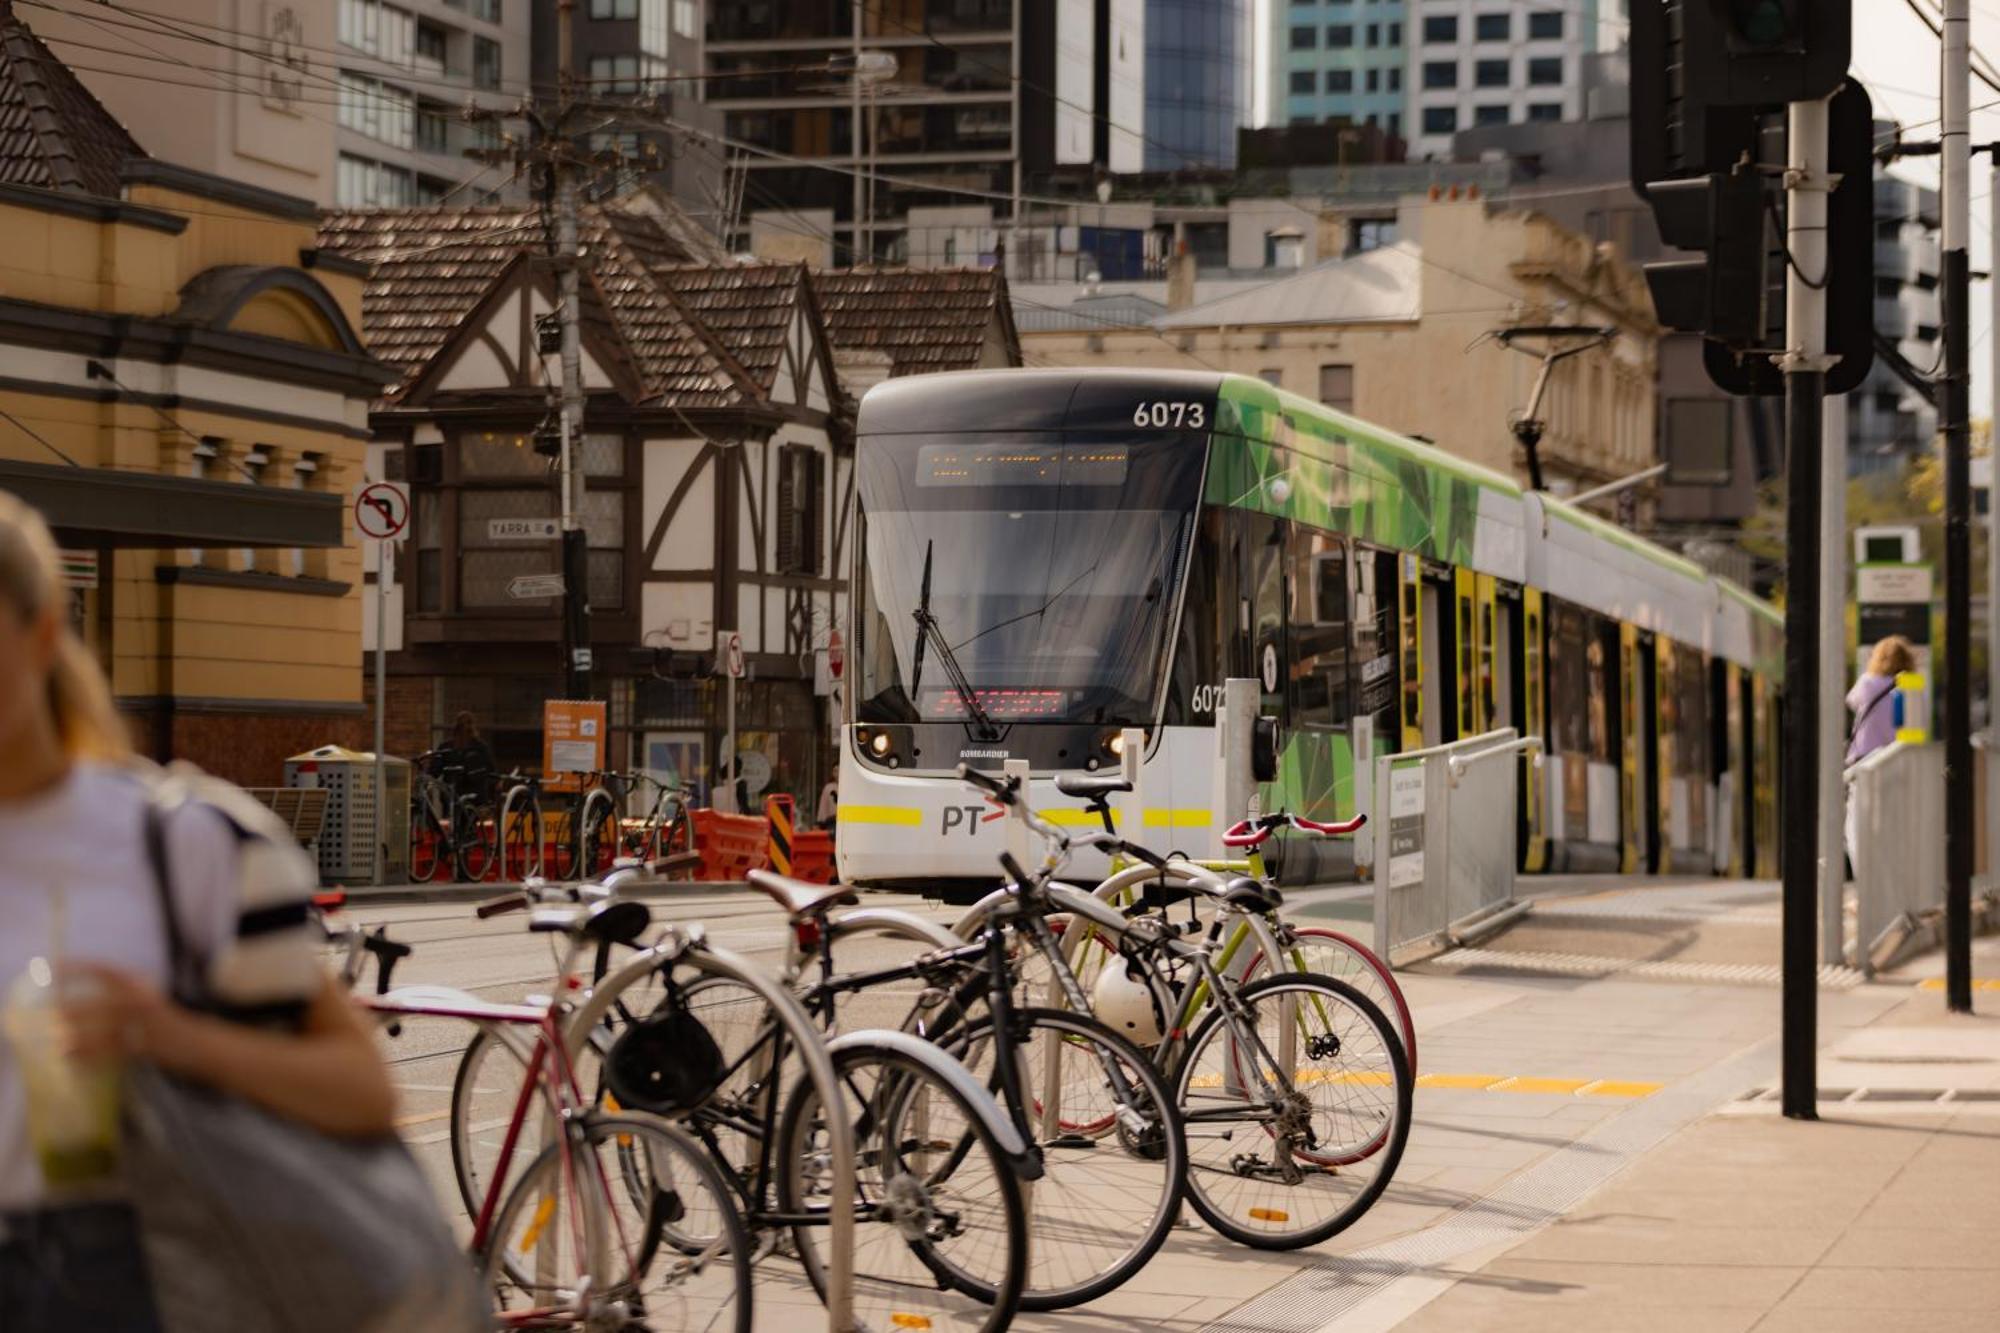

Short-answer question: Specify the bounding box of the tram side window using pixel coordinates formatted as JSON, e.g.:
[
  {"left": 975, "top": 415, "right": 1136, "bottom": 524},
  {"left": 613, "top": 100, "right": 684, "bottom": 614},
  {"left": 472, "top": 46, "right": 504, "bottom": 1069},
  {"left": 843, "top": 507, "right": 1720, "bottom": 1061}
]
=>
[
  {"left": 1289, "top": 529, "right": 1349, "bottom": 728},
  {"left": 1549, "top": 602, "right": 1591, "bottom": 757},
  {"left": 1353, "top": 549, "right": 1399, "bottom": 742}
]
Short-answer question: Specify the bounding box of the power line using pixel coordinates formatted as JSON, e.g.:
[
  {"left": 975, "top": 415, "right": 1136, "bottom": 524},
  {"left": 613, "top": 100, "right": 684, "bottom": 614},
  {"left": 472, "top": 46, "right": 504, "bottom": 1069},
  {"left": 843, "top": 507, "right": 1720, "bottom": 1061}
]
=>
[{"left": 0, "top": 404, "right": 82, "bottom": 467}]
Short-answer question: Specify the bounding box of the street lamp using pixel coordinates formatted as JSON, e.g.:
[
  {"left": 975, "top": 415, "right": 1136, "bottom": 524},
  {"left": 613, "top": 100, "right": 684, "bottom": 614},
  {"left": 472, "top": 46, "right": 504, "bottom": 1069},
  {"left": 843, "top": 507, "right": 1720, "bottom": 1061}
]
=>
[{"left": 831, "top": 35, "right": 898, "bottom": 264}]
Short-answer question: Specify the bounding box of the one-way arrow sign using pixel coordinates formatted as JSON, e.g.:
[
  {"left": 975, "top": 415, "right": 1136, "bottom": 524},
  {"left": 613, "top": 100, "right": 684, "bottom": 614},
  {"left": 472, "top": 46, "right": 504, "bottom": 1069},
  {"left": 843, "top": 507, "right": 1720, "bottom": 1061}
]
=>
[{"left": 508, "top": 573, "right": 565, "bottom": 599}]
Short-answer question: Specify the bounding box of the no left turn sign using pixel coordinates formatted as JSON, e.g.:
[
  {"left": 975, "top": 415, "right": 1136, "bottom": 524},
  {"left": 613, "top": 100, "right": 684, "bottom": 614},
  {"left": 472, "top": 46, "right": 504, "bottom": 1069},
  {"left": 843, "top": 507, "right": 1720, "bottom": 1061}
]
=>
[{"left": 355, "top": 481, "right": 409, "bottom": 541}]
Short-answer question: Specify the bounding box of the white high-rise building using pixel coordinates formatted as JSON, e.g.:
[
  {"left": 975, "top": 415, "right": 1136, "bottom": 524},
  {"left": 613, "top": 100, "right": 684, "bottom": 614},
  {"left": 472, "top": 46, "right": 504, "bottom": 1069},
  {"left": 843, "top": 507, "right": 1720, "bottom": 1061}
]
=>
[{"left": 1404, "top": 2, "right": 1609, "bottom": 158}]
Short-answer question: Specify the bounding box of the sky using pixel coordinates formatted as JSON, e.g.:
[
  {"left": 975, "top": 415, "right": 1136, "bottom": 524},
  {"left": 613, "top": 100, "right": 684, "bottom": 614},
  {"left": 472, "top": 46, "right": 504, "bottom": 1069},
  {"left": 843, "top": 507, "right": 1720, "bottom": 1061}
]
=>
[
  {"left": 1854, "top": 0, "right": 2000, "bottom": 419},
  {"left": 1247, "top": 0, "right": 2000, "bottom": 417}
]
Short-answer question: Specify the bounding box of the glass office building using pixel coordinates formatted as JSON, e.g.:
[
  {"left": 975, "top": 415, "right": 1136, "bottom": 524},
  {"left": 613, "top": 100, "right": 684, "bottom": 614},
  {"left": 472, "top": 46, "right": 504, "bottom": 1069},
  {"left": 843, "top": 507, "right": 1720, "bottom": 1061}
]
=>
[{"left": 1146, "top": 0, "right": 1254, "bottom": 170}]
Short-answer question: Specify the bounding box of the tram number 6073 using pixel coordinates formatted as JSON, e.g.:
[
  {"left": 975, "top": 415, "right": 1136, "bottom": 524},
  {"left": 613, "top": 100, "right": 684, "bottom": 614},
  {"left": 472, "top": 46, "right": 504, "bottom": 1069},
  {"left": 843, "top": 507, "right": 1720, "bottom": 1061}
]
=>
[
  {"left": 1133, "top": 400, "right": 1205, "bottom": 429},
  {"left": 1190, "top": 683, "right": 1224, "bottom": 715}
]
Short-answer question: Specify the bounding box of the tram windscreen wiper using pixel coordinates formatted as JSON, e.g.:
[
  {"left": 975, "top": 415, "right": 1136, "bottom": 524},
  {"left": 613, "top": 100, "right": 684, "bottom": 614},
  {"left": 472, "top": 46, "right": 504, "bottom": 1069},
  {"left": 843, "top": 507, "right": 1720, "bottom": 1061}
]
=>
[{"left": 911, "top": 541, "right": 1000, "bottom": 739}]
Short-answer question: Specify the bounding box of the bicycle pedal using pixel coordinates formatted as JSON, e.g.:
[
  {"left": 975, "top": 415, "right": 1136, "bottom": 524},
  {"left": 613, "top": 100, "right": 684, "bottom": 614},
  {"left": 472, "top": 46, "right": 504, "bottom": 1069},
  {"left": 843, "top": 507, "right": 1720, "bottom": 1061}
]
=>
[
  {"left": 1045, "top": 1133, "right": 1096, "bottom": 1150},
  {"left": 650, "top": 1188, "right": 686, "bottom": 1225}
]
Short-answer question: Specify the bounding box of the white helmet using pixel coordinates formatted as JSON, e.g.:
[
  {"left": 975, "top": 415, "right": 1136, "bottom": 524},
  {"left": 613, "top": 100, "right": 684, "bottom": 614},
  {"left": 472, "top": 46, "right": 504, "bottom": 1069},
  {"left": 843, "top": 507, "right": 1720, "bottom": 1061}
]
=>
[{"left": 1091, "top": 961, "right": 1163, "bottom": 1047}]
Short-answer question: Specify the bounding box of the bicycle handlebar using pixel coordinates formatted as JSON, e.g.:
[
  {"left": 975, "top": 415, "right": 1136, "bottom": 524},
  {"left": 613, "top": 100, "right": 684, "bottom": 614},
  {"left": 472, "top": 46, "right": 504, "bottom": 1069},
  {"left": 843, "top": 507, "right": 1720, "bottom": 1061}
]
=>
[
  {"left": 1221, "top": 810, "right": 1367, "bottom": 848},
  {"left": 475, "top": 892, "right": 529, "bottom": 919}
]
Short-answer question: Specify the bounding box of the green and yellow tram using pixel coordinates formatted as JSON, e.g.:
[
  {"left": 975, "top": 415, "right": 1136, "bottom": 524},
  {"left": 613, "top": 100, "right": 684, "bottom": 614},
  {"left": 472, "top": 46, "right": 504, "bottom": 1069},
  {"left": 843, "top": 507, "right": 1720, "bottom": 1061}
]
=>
[{"left": 836, "top": 368, "right": 1781, "bottom": 889}]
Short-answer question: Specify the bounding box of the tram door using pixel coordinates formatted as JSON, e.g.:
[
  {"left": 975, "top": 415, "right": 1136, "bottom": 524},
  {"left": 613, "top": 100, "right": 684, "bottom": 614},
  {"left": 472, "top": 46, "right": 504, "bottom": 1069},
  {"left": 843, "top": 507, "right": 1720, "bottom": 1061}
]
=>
[
  {"left": 1640, "top": 635, "right": 1664, "bottom": 874},
  {"left": 1420, "top": 565, "right": 1457, "bottom": 747}
]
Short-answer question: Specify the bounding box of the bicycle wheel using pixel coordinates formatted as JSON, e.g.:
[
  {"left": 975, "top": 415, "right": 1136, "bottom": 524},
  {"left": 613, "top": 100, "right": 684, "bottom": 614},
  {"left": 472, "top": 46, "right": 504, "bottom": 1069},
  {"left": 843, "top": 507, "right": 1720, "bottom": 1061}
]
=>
[
  {"left": 409, "top": 803, "right": 443, "bottom": 883},
  {"left": 544, "top": 801, "right": 578, "bottom": 881},
  {"left": 657, "top": 801, "right": 697, "bottom": 877},
  {"left": 500, "top": 788, "right": 542, "bottom": 881},
  {"left": 1246, "top": 926, "right": 1418, "bottom": 1078},
  {"left": 1173, "top": 972, "right": 1410, "bottom": 1251},
  {"left": 481, "top": 1111, "right": 751, "bottom": 1333},
  {"left": 776, "top": 1042, "right": 1028, "bottom": 1333},
  {"left": 944, "top": 1008, "right": 1185, "bottom": 1311},
  {"left": 578, "top": 787, "right": 620, "bottom": 879},
  {"left": 451, "top": 1025, "right": 615, "bottom": 1221},
  {"left": 454, "top": 794, "right": 497, "bottom": 883}
]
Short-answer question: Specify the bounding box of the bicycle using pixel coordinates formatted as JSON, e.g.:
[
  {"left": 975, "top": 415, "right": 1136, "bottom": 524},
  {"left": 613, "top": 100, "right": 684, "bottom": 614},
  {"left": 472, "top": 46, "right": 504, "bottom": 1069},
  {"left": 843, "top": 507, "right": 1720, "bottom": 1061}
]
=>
[
  {"left": 450, "top": 879, "right": 1029, "bottom": 1333},
  {"left": 409, "top": 753, "right": 497, "bottom": 883},
  {"left": 494, "top": 770, "right": 547, "bottom": 882},
  {"left": 319, "top": 894, "right": 756, "bottom": 1330},
  {"left": 952, "top": 766, "right": 1413, "bottom": 1251},
  {"left": 1042, "top": 786, "right": 1418, "bottom": 1079},
  {"left": 607, "top": 770, "right": 698, "bottom": 875}
]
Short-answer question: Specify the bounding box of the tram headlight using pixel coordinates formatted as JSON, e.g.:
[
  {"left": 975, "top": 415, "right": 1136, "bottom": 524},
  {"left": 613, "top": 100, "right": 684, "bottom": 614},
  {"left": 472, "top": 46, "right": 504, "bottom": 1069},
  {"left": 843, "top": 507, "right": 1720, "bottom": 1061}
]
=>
[
  {"left": 868, "top": 730, "right": 893, "bottom": 757},
  {"left": 1106, "top": 732, "right": 1126, "bottom": 759}
]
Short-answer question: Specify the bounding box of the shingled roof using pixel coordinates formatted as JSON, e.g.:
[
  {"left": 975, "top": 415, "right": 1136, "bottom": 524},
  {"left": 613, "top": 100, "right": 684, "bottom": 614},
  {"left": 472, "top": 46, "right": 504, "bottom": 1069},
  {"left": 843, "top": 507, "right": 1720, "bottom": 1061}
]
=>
[
  {"left": 812, "top": 267, "right": 1018, "bottom": 375},
  {"left": 318, "top": 202, "right": 768, "bottom": 408},
  {"left": 0, "top": 1, "right": 146, "bottom": 198}
]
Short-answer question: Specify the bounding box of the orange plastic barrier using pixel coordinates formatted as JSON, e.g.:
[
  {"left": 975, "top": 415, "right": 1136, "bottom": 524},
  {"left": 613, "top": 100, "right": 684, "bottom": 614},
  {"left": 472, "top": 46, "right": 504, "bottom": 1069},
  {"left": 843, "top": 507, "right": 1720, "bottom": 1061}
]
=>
[
  {"left": 690, "top": 808, "right": 770, "bottom": 880},
  {"left": 790, "top": 830, "right": 835, "bottom": 884}
]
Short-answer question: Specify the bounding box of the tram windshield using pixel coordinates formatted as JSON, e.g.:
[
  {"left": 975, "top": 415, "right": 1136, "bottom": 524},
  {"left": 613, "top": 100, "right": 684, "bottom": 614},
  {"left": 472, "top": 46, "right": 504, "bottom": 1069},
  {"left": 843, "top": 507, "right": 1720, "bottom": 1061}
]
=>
[{"left": 853, "top": 433, "right": 1207, "bottom": 728}]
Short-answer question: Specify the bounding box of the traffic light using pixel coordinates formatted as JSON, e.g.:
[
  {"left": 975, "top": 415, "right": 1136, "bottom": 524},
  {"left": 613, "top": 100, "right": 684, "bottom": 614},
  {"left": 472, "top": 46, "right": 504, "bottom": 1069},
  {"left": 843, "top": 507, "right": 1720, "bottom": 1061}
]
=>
[
  {"left": 1700, "top": 82, "right": 1876, "bottom": 396},
  {"left": 1642, "top": 166, "right": 1768, "bottom": 346},
  {"left": 1630, "top": 1, "right": 1869, "bottom": 396}
]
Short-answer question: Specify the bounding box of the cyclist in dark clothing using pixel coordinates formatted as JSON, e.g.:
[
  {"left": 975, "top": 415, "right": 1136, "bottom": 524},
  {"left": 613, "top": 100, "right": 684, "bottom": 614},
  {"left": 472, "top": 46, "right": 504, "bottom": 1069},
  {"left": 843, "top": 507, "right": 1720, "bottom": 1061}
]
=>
[{"left": 433, "top": 712, "right": 497, "bottom": 801}]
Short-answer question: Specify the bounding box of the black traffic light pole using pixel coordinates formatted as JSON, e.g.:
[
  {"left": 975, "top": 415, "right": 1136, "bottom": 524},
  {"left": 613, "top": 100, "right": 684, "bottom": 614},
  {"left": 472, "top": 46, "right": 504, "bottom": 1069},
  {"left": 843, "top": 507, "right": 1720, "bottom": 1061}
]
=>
[
  {"left": 1778, "top": 93, "right": 1833, "bottom": 1120},
  {"left": 1941, "top": 0, "right": 1975, "bottom": 1015}
]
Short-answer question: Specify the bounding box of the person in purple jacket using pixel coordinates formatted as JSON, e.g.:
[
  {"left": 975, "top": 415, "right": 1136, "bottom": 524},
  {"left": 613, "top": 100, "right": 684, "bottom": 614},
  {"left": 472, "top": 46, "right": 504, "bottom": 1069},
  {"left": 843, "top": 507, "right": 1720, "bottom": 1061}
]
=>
[{"left": 1846, "top": 635, "right": 1916, "bottom": 765}]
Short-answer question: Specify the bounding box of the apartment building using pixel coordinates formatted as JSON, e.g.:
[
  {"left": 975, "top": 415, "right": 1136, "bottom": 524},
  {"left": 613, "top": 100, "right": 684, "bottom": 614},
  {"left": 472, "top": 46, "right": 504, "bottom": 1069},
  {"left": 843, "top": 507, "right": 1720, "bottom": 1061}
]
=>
[
  {"left": 1858, "top": 174, "right": 1941, "bottom": 476},
  {"left": 705, "top": 0, "right": 1143, "bottom": 266},
  {"left": 1274, "top": 2, "right": 1607, "bottom": 157},
  {"left": 333, "top": 0, "right": 528, "bottom": 206}
]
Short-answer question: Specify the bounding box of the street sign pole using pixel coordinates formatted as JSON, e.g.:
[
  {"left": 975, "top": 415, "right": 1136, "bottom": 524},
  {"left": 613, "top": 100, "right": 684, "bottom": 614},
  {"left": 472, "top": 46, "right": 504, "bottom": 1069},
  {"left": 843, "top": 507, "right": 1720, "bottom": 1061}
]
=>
[
  {"left": 1779, "top": 93, "right": 1831, "bottom": 1121},
  {"left": 374, "top": 544, "right": 388, "bottom": 887},
  {"left": 354, "top": 480, "right": 408, "bottom": 889},
  {"left": 1943, "top": 0, "right": 1976, "bottom": 1015},
  {"left": 1818, "top": 393, "right": 1849, "bottom": 967}
]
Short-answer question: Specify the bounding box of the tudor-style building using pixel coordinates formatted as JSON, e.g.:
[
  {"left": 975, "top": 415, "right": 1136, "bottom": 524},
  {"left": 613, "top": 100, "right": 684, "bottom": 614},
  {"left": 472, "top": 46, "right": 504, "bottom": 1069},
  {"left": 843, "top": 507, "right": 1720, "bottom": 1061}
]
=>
[{"left": 320, "top": 202, "right": 1019, "bottom": 814}]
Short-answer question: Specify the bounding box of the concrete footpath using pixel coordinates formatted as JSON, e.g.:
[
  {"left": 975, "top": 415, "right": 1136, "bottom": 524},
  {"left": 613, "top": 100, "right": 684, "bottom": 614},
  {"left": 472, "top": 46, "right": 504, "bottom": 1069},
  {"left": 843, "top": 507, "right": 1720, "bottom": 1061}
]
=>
[{"left": 1330, "top": 939, "right": 2000, "bottom": 1333}]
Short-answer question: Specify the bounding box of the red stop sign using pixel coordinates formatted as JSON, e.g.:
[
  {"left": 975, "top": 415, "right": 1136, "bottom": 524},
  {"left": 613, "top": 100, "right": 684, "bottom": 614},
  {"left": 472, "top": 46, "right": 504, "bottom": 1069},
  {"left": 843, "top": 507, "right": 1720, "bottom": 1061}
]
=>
[{"left": 827, "top": 629, "right": 845, "bottom": 680}]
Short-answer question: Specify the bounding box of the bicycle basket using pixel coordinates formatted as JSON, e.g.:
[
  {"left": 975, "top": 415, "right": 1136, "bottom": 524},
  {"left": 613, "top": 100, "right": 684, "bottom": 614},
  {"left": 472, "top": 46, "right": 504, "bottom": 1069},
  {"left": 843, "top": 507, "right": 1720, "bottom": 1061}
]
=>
[{"left": 604, "top": 990, "right": 726, "bottom": 1114}]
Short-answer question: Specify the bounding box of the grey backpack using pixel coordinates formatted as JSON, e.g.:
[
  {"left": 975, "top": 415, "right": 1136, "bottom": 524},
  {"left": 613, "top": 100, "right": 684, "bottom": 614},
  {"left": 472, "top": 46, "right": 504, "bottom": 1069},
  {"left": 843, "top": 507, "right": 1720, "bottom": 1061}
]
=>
[{"left": 125, "top": 786, "right": 488, "bottom": 1333}]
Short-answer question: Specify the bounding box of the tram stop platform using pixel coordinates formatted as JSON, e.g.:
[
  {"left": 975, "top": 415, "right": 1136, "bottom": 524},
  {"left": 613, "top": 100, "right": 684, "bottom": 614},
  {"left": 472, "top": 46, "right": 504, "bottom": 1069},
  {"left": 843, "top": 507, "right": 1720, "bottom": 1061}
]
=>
[{"left": 1006, "top": 874, "right": 2000, "bottom": 1332}]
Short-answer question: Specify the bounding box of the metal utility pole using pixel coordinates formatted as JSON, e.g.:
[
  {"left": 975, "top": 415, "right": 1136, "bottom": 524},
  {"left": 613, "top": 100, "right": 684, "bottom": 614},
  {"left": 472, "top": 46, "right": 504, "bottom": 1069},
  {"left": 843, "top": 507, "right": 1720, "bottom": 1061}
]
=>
[
  {"left": 851, "top": 0, "right": 864, "bottom": 264},
  {"left": 1778, "top": 93, "right": 1833, "bottom": 1120},
  {"left": 1942, "top": 0, "right": 1975, "bottom": 1014},
  {"left": 1989, "top": 155, "right": 2000, "bottom": 910},
  {"left": 555, "top": 0, "right": 592, "bottom": 699},
  {"left": 1819, "top": 393, "right": 1848, "bottom": 966}
]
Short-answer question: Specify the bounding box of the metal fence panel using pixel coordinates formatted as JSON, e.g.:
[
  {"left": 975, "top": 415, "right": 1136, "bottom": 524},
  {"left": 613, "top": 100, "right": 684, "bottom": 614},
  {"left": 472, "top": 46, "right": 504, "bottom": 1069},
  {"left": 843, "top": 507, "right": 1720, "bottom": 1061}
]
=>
[
  {"left": 1374, "top": 728, "right": 1526, "bottom": 961},
  {"left": 1846, "top": 741, "right": 1945, "bottom": 974}
]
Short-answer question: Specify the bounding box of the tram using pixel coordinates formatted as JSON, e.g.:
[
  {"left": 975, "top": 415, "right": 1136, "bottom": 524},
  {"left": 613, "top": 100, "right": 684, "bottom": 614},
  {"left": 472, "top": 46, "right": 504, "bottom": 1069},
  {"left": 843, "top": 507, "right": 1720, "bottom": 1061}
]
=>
[{"left": 835, "top": 368, "right": 1781, "bottom": 890}]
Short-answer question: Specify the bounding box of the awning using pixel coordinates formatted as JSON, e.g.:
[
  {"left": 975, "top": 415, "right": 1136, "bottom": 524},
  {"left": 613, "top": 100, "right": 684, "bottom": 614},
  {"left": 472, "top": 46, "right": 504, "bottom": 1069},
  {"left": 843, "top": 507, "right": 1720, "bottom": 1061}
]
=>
[{"left": 0, "top": 458, "right": 345, "bottom": 549}]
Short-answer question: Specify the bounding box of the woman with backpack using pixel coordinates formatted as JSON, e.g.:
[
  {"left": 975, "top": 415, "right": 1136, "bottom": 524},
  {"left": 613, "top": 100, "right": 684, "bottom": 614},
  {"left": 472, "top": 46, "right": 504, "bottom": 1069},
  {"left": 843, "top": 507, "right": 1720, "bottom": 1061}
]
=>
[{"left": 0, "top": 492, "right": 410, "bottom": 1331}]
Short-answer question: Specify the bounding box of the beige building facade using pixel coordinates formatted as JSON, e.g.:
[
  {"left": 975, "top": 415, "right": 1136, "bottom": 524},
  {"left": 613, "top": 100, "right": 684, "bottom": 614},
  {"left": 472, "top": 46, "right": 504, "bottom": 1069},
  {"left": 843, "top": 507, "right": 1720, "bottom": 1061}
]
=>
[
  {"left": 1022, "top": 197, "right": 1662, "bottom": 492},
  {"left": 0, "top": 9, "right": 391, "bottom": 784}
]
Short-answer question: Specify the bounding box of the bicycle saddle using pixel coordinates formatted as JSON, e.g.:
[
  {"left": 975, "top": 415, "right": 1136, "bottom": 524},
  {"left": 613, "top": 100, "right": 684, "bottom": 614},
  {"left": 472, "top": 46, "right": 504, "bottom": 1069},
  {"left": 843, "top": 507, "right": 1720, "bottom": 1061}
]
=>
[
  {"left": 527, "top": 897, "right": 651, "bottom": 946},
  {"left": 1054, "top": 774, "right": 1132, "bottom": 800},
  {"left": 746, "top": 869, "right": 859, "bottom": 920},
  {"left": 1219, "top": 877, "right": 1283, "bottom": 914}
]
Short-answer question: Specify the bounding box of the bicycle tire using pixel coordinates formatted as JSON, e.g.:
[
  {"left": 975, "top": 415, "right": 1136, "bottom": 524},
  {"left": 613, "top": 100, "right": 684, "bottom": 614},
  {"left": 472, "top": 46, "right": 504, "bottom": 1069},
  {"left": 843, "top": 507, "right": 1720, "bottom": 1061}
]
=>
[
  {"left": 941, "top": 1007, "right": 1186, "bottom": 1311},
  {"left": 500, "top": 787, "right": 541, "bottom": 881},
  {"left": 453, "top": 793, "right": 496, "bottom": 883},
  {"left": 408, "top": 804, "right": 443, "bottom": 883},
  {"left": 775, "top": 1041, "right": 1029, "bottom": 1333},
  {"left": 1172, "top": 972, "right": 1410, "bottom": 1251},
  {"left": 545, "top": 799, "right": 578, "bottom": 881},
  {"left": 480, "top": 1111, "right": 752, "bottom": 1333},
  {"left": 578, "top": 787, "right": 619, "bottom": 879},
  {"left": 1244, "top": 926, "right": 1418, "bottom": 1079},
  {"left": 450, "top": 1024, "right": 616, "bottom": 1221}
]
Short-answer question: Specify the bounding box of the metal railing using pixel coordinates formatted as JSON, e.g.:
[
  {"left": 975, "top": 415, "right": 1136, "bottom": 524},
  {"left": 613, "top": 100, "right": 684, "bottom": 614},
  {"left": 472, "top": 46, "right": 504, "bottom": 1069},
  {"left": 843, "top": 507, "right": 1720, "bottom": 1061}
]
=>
[
  {"left": 1845, "top": 740, "right": 1946, "bottom": 977},
  {"left": 1372, "top": 728, "right": 1542, "bottom": 962}
]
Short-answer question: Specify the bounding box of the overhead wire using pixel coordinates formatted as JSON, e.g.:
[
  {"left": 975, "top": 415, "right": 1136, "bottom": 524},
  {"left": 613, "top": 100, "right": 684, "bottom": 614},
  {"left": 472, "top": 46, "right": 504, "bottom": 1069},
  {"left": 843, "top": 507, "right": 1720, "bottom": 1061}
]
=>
[{"left": 0, "top": 404, "right": 83, "bottom": 467}]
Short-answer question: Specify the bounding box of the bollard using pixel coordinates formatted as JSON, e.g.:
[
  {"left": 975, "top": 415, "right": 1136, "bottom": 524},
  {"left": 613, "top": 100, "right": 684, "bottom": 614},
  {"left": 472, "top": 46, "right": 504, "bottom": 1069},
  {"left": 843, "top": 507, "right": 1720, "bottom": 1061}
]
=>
[{"left": 764, "top": 792, "right": 796, "bottom": 875}]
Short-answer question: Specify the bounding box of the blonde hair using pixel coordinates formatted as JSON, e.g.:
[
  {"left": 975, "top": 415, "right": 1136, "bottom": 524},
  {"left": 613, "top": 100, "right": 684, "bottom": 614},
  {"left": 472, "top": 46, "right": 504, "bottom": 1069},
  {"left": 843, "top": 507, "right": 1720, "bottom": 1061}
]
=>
[
  {"left": 1867, "top": 635, "right": 1917, "bottom": 679},
  {"left": 0, "top": 491, "right": 129, "bottom": 758}
]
